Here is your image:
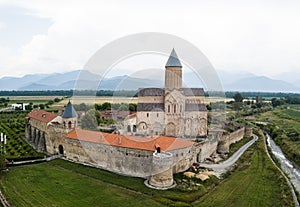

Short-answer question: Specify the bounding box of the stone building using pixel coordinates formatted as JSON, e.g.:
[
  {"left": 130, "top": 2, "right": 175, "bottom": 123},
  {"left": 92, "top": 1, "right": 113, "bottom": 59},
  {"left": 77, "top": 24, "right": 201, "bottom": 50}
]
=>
[
  {"left": 25, "top": 101, "right": 200, "bottom": 189},
  {"left": 25, "top": 101, "right": 78, "bottom": 154},
  {"left": 24, "top": 49, "right": 251, "bottom": 189},
  {"left": 126, "top": 49, "right": 207, "bottom": 138}
]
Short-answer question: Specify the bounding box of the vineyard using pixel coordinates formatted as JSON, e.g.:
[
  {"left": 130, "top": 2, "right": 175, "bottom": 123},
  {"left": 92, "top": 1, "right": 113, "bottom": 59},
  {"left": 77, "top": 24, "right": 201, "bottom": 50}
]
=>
[{"left": 0, "top": 112, "right": 44, "bottom": 161}]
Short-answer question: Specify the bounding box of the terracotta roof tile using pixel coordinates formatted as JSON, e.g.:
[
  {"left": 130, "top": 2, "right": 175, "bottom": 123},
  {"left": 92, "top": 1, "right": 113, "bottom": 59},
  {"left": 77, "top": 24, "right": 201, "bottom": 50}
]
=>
[
  {"left": 27, "top": 110, "right": 57, "bottom": 123},
  {"left": 125, "top": 113, "right": 137, "bottom": 120},
  {"left": 66, "top": 129, "right": 195, "bottom": 152}
]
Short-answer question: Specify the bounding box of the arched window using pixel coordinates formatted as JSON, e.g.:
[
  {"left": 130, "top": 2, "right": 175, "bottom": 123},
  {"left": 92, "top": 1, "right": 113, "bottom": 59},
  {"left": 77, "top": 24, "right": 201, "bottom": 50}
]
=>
[
  {"left": 147, "top": 113, "right": 149, "bottom": 117},
  {"left": 127, "top": 125, "right": 131, "bottom": 132},
  {"left": 180, "top": 105, "right": 182, "bottom": 112},
  {"left": 174, "top": 105, "right": 176, "bottom": 113},
  {"left": 58, "top": 145, "right": 64, "bottom": 154},
  {"left": 133, "top": 125, "right": 137, "bottom": 132},
  {"left": 168, "top": 105, "right": 170, "bottom": 113},
  {"left": 68, "top": 121, "right": 72, "bottom": 129}
]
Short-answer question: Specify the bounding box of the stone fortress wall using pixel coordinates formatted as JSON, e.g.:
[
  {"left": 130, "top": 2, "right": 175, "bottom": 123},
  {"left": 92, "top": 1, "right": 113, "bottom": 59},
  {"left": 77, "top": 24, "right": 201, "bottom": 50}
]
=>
[
  {"left": 23, "top": 48, "right": 254, "bottom": 189},
  {"left": 25, "top": 107, "right": 252, "bottom": 189},
  {"left": 217, "top": 126, "right": 253, "bottom": 154},
  {"left": 61, "top": 138, "right": 198, "bottom": 179}
]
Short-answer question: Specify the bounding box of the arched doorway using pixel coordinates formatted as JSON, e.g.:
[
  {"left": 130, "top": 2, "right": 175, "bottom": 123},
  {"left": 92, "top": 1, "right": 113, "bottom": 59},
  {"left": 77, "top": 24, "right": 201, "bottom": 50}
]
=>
[{"left": 58, "top": 145, "right": 64, "bottom": 155}]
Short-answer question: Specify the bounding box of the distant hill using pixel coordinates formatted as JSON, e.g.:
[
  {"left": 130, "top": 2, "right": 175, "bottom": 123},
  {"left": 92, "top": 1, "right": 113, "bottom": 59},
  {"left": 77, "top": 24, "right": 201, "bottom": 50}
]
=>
[
  {"left": 0, "top": 70, "right": 299, "bottom": 92},
  {"left": 0, "top": 73, "right": 49, "bottom": 90},
  {"left": 225, "top": 76, "right": 300, "bottom": 92}
]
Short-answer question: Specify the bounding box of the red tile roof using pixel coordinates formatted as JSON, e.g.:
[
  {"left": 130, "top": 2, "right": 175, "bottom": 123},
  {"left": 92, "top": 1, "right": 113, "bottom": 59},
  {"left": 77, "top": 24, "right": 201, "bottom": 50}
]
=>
[
  {"left": 125, "top": 113, "right": 136, "bottom": 120},
  {"left": 66, "top": 129, "right": 195, "bottom": 152},
  {"left": 27, "top": 110, "right": 57, "bottom": 123}
]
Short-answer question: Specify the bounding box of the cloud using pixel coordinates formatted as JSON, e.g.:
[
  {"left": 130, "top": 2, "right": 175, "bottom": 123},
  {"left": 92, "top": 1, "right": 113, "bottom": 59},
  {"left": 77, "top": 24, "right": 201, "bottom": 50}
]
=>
[{"left": 0, "top": 0, "right": 300, "bottom": 80}]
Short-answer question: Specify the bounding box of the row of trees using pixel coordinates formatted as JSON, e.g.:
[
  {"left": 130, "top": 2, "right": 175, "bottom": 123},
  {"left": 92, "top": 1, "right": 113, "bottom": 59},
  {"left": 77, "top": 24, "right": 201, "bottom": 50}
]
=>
[
  {"left": 1, "top": 90, "right": 299, "bottom": 99},
  {"left": 73, "top": 102, "right": 137, "bottom": 112},
  {"left": 0, "top": 90, "right": 138, "bottom": 97},
  {"left": 95, "top": 103, "right": 137, "bottom": 111},
  {"left": 22, "top": 97, "right": 63, "bottom": 111}
]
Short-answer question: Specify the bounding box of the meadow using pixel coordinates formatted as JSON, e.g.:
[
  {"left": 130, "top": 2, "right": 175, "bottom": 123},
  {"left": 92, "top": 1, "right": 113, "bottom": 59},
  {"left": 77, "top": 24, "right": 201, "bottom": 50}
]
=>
[{"left": 259, "top": 107, "right": 300, "bottom": 166}]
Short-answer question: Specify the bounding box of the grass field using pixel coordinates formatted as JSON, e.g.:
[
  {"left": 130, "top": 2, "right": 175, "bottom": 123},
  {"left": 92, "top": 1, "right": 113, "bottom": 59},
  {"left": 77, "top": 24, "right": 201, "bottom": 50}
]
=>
[
  {"left": 193, "top": 131, "right": 293, "bottom": 207},
  {"left": 259, "top": 108, "right": 300, "bottom": 165},
  {"left": 0, "top": 161, "right": 163, "bottom": 207},
  {"left": 0, "top": 131, "right": 293, "bottom": 207},
  {"left": 3, "top": 96, "right": 64, "bottom": 105}
]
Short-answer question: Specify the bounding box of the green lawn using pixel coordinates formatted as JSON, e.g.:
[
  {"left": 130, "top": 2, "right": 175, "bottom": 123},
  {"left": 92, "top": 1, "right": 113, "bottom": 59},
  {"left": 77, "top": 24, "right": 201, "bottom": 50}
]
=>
[{"left": 0, "top": 161, "right": 163, "bottom": 207}]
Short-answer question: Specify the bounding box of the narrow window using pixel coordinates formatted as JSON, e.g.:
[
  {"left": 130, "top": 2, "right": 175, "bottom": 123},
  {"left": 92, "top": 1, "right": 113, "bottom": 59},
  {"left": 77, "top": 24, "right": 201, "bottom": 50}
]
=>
[
  {"left": 168, "top": 105, "right": 170, "bottom": 113},
  {"left": 157, "top": 113, "right": 159, "bottom": 117},
  {"left": 157, "top": 147, "right": 161, "bottom": 153},
  {"left": 147, "top": 113, "right": 149, "bottom": 117},
  {"left": 174, "top": 105, "right": 176, "bottom": 113}
]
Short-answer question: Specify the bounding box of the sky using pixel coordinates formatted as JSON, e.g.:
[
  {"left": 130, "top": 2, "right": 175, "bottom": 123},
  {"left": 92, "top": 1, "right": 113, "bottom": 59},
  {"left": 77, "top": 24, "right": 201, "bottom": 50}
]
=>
[{"left": 0, "top": 0, "right": 300, "bottom": 80}]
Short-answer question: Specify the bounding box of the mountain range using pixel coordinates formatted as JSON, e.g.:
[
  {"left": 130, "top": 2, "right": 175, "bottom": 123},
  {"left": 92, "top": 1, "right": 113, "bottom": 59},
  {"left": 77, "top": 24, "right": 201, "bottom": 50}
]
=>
[{"left": 0, "top": 70, "right": 299, "bottom": 92}]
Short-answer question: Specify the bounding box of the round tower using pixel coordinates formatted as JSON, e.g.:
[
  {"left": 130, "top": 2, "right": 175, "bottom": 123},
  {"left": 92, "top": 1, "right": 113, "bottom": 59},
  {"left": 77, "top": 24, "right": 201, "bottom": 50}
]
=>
[
  {"left": 165, "top": 48, "right": 182, "bottom": 90},
  {"left": 148, "top": 151, "right": 175, "bottom": 189},
  {"left": 62, "top": 101, "right": 78, "bottom": 130},
  {"left": 245, "top": 127, "right": 253, "bottom": 138}
]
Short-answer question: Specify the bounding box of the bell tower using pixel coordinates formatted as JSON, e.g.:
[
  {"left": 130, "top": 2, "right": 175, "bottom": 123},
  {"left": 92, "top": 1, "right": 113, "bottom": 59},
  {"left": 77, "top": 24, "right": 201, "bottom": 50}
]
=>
[
  {"left": 165, "top": 48, "right": 182, "bottom": 90},
  {"left": 62, "top": 101, "right": 78, "bottom": 130}
]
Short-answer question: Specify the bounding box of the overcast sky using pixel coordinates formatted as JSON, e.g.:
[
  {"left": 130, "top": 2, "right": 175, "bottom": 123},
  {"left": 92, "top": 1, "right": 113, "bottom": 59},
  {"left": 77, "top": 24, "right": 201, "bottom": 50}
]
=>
[{"left": 0, "top": 0, "right": 300, "bottom": 79}]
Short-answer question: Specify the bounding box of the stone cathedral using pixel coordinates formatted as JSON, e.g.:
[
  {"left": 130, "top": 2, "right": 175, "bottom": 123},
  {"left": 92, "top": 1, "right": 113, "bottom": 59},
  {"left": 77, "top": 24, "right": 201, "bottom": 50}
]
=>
[{"left": 134, "top": 49, "right": 207, "bottom": 138}]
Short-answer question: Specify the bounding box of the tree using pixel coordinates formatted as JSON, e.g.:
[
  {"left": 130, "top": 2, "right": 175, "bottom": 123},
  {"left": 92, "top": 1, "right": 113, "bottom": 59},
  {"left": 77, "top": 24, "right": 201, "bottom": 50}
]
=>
[
  {"left": 39, "top": 104, "right": 45, "bottom": 109},
  {"left": 79, "top": 103, "right": 88, "bottom": 111},
  {"left": 54, "top": 97, "right": 61, "bottom": 102},
  {"left": 233, "top": 92, "right": 244, "bottom": 103},
  {"left": 271, "top": 98, "right": 284, "bottom": 107},
  {"left": 81, "top": 109, "right": 100, "bottom": 130},
  {"left": 25, "top": 104, "right": 33, "bottom": 111},
  {"left": 129, "top": 103, "right": 137, "bottom": 111}
]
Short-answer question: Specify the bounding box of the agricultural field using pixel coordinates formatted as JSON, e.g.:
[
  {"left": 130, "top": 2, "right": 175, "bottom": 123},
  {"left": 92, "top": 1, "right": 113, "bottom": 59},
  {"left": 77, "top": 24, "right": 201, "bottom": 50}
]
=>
[
  {"left": 58, "top": 96, "right": 138, "bottom": 106},
  {"left": 0, "top": 112, "right": 44, "bottom": 161},
  {"left": 259, "top": 107, "right": 300, "bottom": 165},
  {"left": 0, "top": 130, "right": 293, "bottom": 207},
  {"left": 1, "top": 96, "right": 234, "bottom": 112},
  {"left": 4, "top": 96, "right": 64, "bottom": 105}
]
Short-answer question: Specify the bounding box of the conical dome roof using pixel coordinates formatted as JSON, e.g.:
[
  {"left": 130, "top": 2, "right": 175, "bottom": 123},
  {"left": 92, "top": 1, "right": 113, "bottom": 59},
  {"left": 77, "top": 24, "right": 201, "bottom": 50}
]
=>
[
  {"left": 165, "top": 48, "right": 182, "bottom": 67},
  {"left": 62, "top": 101, "right": 78, "bottom": 118}
]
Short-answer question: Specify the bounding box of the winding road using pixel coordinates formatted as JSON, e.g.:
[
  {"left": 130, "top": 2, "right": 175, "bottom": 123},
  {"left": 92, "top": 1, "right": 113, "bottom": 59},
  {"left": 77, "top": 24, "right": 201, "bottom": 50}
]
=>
[{"left": 200, "top": 134, "right": 258, "bottom": 173}]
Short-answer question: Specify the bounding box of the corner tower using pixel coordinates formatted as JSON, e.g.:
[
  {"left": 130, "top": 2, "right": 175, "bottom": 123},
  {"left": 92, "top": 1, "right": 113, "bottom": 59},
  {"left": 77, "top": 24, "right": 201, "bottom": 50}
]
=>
[
  {"left": 165, "top": 48, "right": 182, "bottom": 90},
  {"left": 62, "top": 101, "right": 78, "bottom": 130}
]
